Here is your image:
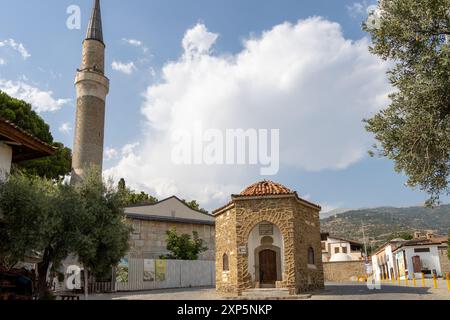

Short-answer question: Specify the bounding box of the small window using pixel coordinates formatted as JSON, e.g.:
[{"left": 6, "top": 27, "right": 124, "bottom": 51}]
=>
[
  {"left": 321, "top": 242, "right": 326, "bottom": 250},
  {"left": 308, "top": 247, "right": 315, "bottom": 265},
  {"left": 223, "top": 253, "right": 229, "bottom": 271},
  {"left": 334, "top": 247, "right": 340, "bottom": 254},
  {"left": 342, "top": 247, "right": 348, "bottom": 254},
  {"left": 414, "top": 248, "right": 430, "bottom": 253}
]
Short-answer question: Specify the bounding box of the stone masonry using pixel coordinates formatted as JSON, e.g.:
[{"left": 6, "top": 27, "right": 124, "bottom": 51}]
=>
[
  {"left": 214, "top": 181, "right": 324, "bottom": 296},
  {"left": 127, "top": 218, "right": 216, "bottom": 261}
]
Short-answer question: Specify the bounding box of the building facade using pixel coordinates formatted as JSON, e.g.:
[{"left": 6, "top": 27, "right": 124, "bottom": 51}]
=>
[
  {"left": 71, "top": 0, "right": 109, "bottom": 184},
  {"left": 124, "top": 196, "right": 215, "bottom": 261},
  {"left": 320, "top": 233, "right": 364, "bottom": 262},
  {"left": 372, "top": 233, "right": 448, "bottom": 280},
  {"left": 213, "top": 181, "right": 324, "bottom": 296}
]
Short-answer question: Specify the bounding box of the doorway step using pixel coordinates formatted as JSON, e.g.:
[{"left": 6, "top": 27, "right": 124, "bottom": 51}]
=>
[{"left": 238, "top": 288, "right": 311, "bottom": 300}]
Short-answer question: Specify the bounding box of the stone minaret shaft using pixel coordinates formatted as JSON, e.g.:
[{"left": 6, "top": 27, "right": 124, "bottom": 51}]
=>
[{"left": 72, "top": 0, "right": 109, "bottom": 184}]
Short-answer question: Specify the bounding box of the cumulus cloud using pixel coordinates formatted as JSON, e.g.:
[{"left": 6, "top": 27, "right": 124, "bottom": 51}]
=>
[
  {"left": 0, "top": 79, "right": 71, "bottom": 113},
  {"left": 0, "top": 58, "right": 6, "bottom": 65},
  {"left": 0, "top": 39, "right": 31, "bottom": 59},
  {"left": 59, "top": 122, "right": 72, "bottom": 134},
  {"left": 105, "top": 147, "right": 119, "bottom": 161},
  {"left": 347, "top": 1, "right": 378, "bottom": 18},
  {"left": 105, "top": 18, "right": 391, "bottom": 210},
  {"left": 112, "top": 60, "right": 137, "bottom": 74},
  {"left": 182, "top": 24, "right": 219, "bottom": 57}
]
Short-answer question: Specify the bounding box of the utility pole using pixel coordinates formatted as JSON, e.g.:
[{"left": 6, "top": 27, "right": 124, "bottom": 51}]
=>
[{"left": 361, "top": 219, "right": 368, "bottom": 262}]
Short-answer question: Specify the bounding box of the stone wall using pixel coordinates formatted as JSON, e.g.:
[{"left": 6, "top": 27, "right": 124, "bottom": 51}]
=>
[
  {"left": 438, "top": 247, "right": 449, "bottom": 277},
  {"left": 293, "top": 200, "right": 324, "bottom": 292},
  {"left": 215, "top": 208, "right": 238, "bottom": 294},
  {"left": 215, "top": 196, "right": 324, "bottom": 295},
  {"left": 323, "top": 261, "right": 366, "bottom": 282},
  {"left": 127, "top": 218, "right": 215, "bottom": 261}
]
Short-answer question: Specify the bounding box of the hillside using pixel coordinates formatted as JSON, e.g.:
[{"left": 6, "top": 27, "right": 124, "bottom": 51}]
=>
[{"left": 320, "top": 204, "right": 450, "bottom": 250}]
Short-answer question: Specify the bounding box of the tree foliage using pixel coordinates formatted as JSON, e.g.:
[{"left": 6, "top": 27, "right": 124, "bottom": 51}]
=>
[
  {"left": 0, "top": 91, "right": 73, "bottom": 179},
  {"left": 75, "top": 171, "right": 131, "bottom": 278},
  {"left": 162, "top": 228, "right": 207, "bottom": 260},
  {"left": 182, "top": 199, "right": 209, "bottom": 214},
  {"left": 363, "top": 0, "right": 450, "bottom": 205},
  {"left": 0, "top": 171, "right": 130, "bottom": 298},
  {"left": 0, "top": 91, "right": 53, "bottom": 143},
  {"left": 117, "top": 178, "right": 158, "bottom": 206}
]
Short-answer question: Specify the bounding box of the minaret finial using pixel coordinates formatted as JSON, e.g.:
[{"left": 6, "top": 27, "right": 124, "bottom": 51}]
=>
[{"left": 86, "top": 0, "right": 103, "bottom": 43}]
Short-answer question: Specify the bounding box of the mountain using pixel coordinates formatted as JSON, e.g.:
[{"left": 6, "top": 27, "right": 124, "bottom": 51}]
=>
[
  {"left": 320, "top": 208, "right": 352, "bottom": 219},
  {"left": 320, "top": 204, "right": 450, "bottom": 249}
]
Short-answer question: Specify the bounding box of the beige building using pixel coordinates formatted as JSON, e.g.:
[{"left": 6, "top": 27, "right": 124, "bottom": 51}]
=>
[
  {"left": 321, "top": 233, "right": 364, "bottom": 262},
  {"left": 124, "top": 196, "right": 215, "bottom": 261},
  {"left": 213, "top": 180, "right": 324, "bottom": 296}
]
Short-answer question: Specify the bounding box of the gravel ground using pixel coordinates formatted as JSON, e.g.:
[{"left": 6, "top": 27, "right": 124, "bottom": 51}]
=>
[{"left": 87, "top": 280, "right": 450, "bottom": 300}]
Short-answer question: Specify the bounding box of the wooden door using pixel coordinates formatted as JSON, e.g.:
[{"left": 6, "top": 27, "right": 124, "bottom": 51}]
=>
[
  {"left": 259, "top": 250, "right": 277, "bottom": 284},
  {"left": 412, "top": 256, "right": 422, "bottom": 273}
]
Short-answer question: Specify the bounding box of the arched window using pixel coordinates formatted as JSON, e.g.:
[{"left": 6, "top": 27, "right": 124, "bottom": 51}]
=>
[
  {"left": 223, "top": 253, "right": 229, "bottom": 271},
  {"left": 308, "top": 247, "right": 315, "bottom": 265}
]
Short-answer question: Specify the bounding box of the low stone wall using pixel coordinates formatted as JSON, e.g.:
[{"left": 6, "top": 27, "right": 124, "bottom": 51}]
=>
[{"left": 323, "top": 261, "right": 366, "bottom": 282}]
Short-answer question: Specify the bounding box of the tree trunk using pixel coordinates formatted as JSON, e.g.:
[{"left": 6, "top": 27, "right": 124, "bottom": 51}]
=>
[{"left": 37, "top": 247, "right": 53, "bottom": 300}]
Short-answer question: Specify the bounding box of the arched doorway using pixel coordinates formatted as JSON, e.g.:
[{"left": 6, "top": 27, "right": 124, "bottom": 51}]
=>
[
  {"left": 247, "top": 221, "right": 284, "bottom": 288},
  {"left": 259, "top": 249, "right": 277, "bottom": 285}
]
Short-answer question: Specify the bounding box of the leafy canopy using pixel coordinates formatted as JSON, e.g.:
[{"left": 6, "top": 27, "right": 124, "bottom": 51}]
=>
[
  {"left": 363, "top": 0, "right": 450, "bottom": 206},
  {"left": 0, "top": 90, "right": 72, "bottom": 179},
  {"left": 162, "top": 228, "right": 208, "bottom": 260}
]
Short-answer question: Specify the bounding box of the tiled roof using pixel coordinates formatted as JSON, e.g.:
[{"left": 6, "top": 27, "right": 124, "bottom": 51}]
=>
[
  {"left": 237, "top": 180, "right": 295, "bottom": 197},
  {"left": 212, "top": 180, "right": 321, "bottom": 215}
]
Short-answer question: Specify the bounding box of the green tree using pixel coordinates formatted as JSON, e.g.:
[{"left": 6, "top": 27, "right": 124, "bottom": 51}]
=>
[
  {"left": 75, "top": 170, "right": 131, "bottom": 280},
  {"left": 0, "top": 91, "right": 72, "bottom": 179},
  {"left": 162, "top": 228, "right": 207, "bottom": 260},
  {"left": 15, "top": 143, "right": 72, "bottom": 180},
  {"left": 0, "top": 171, "right": 131, "bottom": 299},
  {"left": 117, "top": 178, "right": 158, "bottom": 206},
  {"left": 182, "top": 199, "right": 209, "bottom": 214},
  {"left": 363, "top": 0, "right": 450, "bottom": 206},
  {"left": 0, "top": 173, "right": 84, "bottom": 298}
]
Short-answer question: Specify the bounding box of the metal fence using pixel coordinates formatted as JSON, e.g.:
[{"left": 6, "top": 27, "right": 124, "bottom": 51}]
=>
[{"left": 115, "top": 259, "right": 215, "bottom": 292}]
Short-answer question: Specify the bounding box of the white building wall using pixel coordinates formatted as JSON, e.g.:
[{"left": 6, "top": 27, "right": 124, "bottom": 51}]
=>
[
  {"left": 0, "top": 142, "right": 12, "bottom": 180},
  {"left": 404, "top": 246, "right": 442, "bottom": 278}
]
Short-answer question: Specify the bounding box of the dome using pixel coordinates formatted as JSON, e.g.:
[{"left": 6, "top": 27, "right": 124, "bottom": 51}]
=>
[
  {"left": 329, "top": 253, "right": 353, "bottom": 262},
  {"left": 239, "top": 180, "right": 294, "bottom": 197}
]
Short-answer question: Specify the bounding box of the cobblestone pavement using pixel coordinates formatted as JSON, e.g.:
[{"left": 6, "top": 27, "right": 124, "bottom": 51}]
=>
[{"left": 88, "top": 280, "right": 450, "bottom": 300}]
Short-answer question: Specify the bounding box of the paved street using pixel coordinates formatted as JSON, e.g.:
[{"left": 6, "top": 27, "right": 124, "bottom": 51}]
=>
[{"left": 87, "top": 280, "right": 450, "bottom": 300}]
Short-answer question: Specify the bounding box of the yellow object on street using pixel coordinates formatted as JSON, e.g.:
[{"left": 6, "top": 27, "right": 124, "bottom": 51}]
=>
[
  {"left": 446, "top": 273, "right": 450, "bottom": 292},
  {"left": 433, "top": 275, "right": 438, "bottom": 289},
  {"left": 421, "top": 273, "right": 425, "bottom": 288}
]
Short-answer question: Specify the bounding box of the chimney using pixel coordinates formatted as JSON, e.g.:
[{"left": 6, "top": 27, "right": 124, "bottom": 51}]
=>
[
  {"left": 426, "top": 232, "right": 434, "bottom": 240},
  {"left": 413, "top": 232, "right": 421, "bottom": 239}
]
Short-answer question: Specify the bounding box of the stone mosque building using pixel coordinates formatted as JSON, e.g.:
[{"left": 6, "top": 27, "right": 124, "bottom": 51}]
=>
[{"left": 213, "top": 181, "right": 324, "bottom": 295}]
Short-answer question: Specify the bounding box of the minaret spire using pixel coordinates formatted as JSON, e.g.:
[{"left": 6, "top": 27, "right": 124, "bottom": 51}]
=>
[
  {"left": 71, "top": 0, "right": 109, "bottom": 184},
  {"left": 86, "top": 0, "right": 103, "bottom": 44}
]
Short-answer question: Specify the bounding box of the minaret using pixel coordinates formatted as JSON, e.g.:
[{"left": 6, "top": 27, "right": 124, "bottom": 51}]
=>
[{"left": 71, "top": 0, "right": 109, "bottom": 184}]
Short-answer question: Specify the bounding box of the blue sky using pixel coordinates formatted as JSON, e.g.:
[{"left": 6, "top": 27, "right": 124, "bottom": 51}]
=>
[{"left": 0, "top": 0, "right": 447, "bottom": 212}]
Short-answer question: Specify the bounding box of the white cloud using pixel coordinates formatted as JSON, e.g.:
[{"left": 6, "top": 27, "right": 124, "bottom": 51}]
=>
[
  {"left": 182, "top": 24, "right": 219, "bottom": 57},
  {"left": 59, "top": 122, "right": 72, "bottom": 134},
  {"left": 122, "top": 38, "right": 149, "bottom": 53},
  {"left": 0, "top": 79, "right": 71, "bottom": 113},
  {"left": 0, "top": 39, "right": 31, "bottom": 59},
  {"left": 112, "top": 60, "right": 137, "bottom": 74},
  {"left": 105, "top": 147, "right": 119, "bottom": 161},
  {"left": 347, "top": 1, "right": 378, "bottom": 18},
  {"left": 0, "top": 58, "right": 6, "bottom": 65},
  {"left": 105, "top": 19, "right": 391, "bottom": 210}
]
